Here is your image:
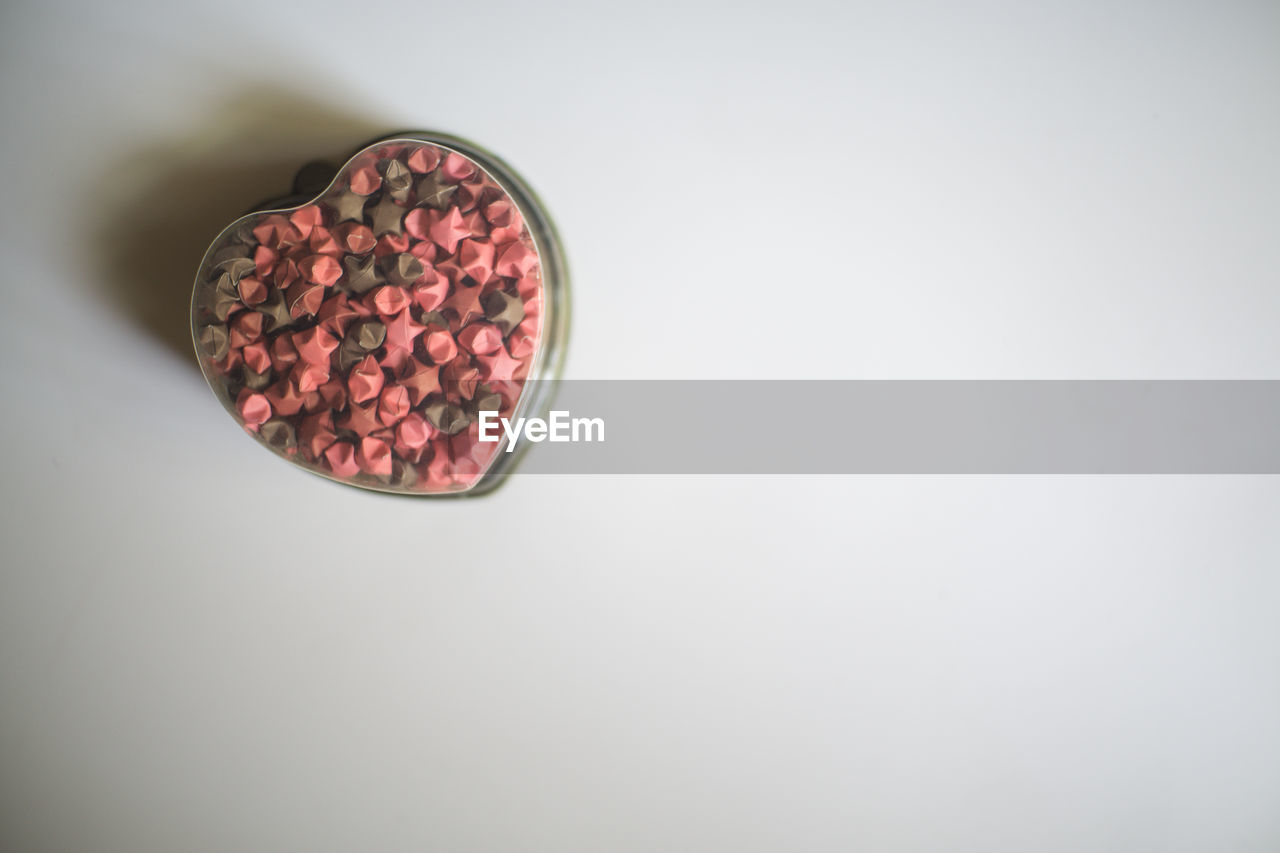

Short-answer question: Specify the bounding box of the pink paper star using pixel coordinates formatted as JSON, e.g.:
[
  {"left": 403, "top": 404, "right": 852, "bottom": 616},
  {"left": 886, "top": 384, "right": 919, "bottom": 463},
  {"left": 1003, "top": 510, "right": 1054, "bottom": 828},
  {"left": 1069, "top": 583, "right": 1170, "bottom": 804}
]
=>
[
  {"left": 457, "top": 322, "right": 503, "bottom": 355},
  {"left": 440, "top": 152, "right": 476, "bottom": 183},
  {"left": 397, "top": 358, "right": 441, "bottom": 406},
  {"left": 236, "top": 389, "right": 272, "bottom": 426},
  {"left": 347, "top": 354, "right": 385, "bottom": 404},
  {"left": 428, "top": 208, "right": 470, "bottom": 254},
  {"left": 457, "top": 239, "right": 495, "bottom": 283},
  {"left": 265, "top": 378, "right": 308, "bottom": 417},
  {"left": 378, "top": 385, "right": 411, "bottom": 426},
  {"left": 337, "top": 400, "right": 382, "bottom": 436},
  {"left": 443, "top": 283, "right": 486, "bottom": 328},
  {"left": 423, "top": 328, "right": 457, "bottom": 364},
  {"left": 325, "top": 441, "right": 361, "bottom": 477},
  {"left": 300, "top": 254, "right": 342, "bottom": 287},
  {"left": 357, "top": 436, "right": 393, "bottom": 478},
  {"left": 299, "top": 410, "right": 337, "bottom": 460},
  {"left": 383, "top": 308, "right": 426, "bottom": 354},
  {"left": 315, "top": 293, "right": 359, "bottom": 338},
  {"left": 291, "top": 326, "right": 340, "bottom": 365},
  {"left": 495, "top": 242, "right": 538, "bottom": 278},
  {"left": 477, "top": 346, "right": 523, "bottom": 382}
]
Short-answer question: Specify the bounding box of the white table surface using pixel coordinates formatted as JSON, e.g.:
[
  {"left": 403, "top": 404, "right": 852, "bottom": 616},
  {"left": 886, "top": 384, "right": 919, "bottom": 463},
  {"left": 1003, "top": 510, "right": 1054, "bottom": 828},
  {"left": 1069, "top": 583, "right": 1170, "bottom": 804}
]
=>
[{"left": 1, "top": 1, "right": 1277, "bottom": 850}]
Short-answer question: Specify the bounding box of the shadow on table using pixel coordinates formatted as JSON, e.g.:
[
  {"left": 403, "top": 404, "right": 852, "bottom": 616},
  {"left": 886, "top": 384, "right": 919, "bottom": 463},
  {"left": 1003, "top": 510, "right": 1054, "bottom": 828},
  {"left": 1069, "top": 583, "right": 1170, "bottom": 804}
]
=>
[{"left": 92, "top": 87, "right": 390, "bottom": 367}]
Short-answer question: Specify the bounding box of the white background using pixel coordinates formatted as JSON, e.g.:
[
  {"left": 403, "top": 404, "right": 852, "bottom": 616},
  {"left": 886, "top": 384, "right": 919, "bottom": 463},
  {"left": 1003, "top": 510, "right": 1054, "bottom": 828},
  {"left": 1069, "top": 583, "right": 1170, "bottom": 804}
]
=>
[{"left": 1, "top": 1, "right": 1278, "bottom": 850}]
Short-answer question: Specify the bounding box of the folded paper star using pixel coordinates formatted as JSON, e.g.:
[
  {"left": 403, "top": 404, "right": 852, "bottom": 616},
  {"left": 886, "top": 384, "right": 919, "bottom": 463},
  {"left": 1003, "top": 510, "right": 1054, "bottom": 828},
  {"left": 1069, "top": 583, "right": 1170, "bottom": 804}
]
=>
[{"left": 370, "top": 198, "right": 407, "bottom": 236}]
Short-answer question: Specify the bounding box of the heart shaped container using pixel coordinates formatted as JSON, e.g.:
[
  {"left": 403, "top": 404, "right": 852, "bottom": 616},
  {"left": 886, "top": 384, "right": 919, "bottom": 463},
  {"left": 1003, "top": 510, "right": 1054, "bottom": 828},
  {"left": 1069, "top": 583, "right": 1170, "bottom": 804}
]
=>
[{"left": 190, "top": 132, "right": 568, "bottom": 495}]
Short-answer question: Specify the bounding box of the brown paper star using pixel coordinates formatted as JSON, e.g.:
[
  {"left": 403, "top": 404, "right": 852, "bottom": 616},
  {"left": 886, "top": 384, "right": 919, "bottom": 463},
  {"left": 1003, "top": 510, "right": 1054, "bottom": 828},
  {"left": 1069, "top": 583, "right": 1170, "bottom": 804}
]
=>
[
  {"left": 342, "top": 254, "right": 383, "bottom": 294},
  {"left": 382, "top": 253, "right": 424, "bottom": 288},
  {"left": 198, "top": 323, "right": 229, "bottom": 359},
  {"left": 381, "top": 159, "right": 413, "bottom": 202},
  {"left": 215, "top": 257, "right": 256, "bottom": 281},
  {"left": 210, "top": 273, "right": 241, "bottom": 322},
  {"left": 242, "top": 364, "right": 273, "bottom": 391},
  {"left": 254, "top": 288, "right": 294, "bottom": 332},
  {"left": 328, "top": 190, "right": 368, "bottom": 224},
  {"left": 414, "top": 171, "right": 457, "bottom": 210},
  {"left": 259, "top": 419, "right": 297, "bottom": 451},
  {"left": 423, "top": 400, "right": 470, "bottom": 435},
  {"left": 483, "top": 289, "right": 525, "bottom": 335},
  {"left": 370, "top": 198, "right": 407, "bottom": 236},
  {"left": 338, "top": 320, "right": 386, "bottom": 371}
]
